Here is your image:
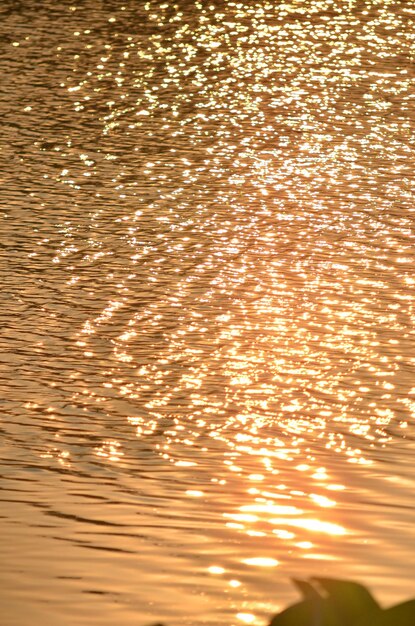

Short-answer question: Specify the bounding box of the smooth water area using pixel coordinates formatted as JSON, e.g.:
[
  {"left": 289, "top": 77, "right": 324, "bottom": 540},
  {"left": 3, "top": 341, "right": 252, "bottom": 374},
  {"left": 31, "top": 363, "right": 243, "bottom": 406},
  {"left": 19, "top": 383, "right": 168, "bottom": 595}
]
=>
[{"left": 1, "top": 1, "right": 415, "bottom": 624}]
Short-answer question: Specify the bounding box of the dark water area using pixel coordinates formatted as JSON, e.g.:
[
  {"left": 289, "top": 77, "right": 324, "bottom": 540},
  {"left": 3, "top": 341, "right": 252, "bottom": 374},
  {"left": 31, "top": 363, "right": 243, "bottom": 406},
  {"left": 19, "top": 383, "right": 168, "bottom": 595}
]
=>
[{"left": 1, "top": 1, "right": 415, "bottom": 624}]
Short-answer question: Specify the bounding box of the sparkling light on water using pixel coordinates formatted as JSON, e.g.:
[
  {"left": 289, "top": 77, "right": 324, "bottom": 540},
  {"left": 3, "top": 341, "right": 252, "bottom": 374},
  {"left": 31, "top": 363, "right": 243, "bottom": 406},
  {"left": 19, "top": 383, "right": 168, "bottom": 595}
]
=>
[{"left": 1, "top": 1, "right": 415, "bottom": 625}]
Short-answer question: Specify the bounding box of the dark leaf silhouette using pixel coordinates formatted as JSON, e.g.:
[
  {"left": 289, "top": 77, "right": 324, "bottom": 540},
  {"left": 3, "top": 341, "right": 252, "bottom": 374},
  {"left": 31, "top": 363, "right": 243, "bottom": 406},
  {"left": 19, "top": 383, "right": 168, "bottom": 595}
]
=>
[
  {"left": 268, "top": 597, "right": 329, "bottom": 626},
  {"left": 293, "top": 578, "right": 323, "bottom": 601},
  {"left": 313, "top": 577, "right": 381, "bottom": 624},
  {"left": 149, "top": 578, "right": 415, "bottom": 626},
  {"left": 269, "top": 578, "right": 414, "bottom": 626},
  {"left": 356, "top": 599, "right": 415, "bottom": 626}
]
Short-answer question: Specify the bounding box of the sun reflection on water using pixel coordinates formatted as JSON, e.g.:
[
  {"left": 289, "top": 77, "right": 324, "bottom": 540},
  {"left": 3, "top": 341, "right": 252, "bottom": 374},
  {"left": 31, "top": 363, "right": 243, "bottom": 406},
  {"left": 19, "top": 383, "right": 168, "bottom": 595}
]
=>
[{"left": 4, "top": 0, "right": 415, "bottom": 622}]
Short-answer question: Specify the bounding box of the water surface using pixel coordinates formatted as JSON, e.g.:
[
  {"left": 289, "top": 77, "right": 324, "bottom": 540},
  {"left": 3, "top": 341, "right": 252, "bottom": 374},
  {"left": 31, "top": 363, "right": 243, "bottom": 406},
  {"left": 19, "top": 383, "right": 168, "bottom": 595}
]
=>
[{"left": 1, "top": 1, "right": 415, "bottom": 625}]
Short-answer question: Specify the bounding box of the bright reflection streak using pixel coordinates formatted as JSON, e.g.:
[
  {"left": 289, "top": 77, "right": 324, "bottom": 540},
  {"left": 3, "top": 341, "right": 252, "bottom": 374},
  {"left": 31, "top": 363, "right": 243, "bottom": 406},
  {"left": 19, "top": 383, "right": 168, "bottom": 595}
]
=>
[
  {"left": 310, "top": 495, "right": 336, "bottom": 508},
  {"left": 240, "top": 504, "right": 304, "bottom": 516},
  {"left": 242, "top": 558, "right": 279, "bottom": 567},
  {"left": 236, "top": 613, "right": 256, "bottom": 624},
  {"left": 94, "top": 440, "right": 124, "bottom": 462},
  {"left": 272, "top": 530, "right": 295, "bottom": 540},
  {"left": 229, "top": 580, "right": 242, "bottom": 588},
  {"left": 269, "top": 519, "right": 346, "bottom": 536},
  {"left": 186, "top": 490, "right": 204, "bottom": 497},
  {"left": 296, "top": 542, "right": 314, "bottom": 550}
]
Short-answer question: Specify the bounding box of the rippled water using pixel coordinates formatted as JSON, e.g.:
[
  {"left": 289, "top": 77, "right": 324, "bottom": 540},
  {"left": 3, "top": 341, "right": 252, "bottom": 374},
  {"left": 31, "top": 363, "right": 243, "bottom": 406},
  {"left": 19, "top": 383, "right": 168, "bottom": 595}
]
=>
[{"left": 1, "top": 1, "right": 415, "bottom": 624}]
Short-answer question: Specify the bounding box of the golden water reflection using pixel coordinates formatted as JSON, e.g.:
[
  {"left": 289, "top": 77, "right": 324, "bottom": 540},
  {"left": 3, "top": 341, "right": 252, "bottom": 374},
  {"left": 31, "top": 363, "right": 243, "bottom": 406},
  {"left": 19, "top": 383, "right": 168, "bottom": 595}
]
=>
[
  {"left": 223, "top": 459, "right": 347, "bottom": 567},
  {"left": 1, "top": 0, "right": 415, "bottom": 624}
]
